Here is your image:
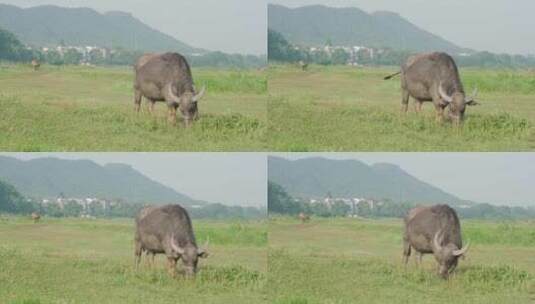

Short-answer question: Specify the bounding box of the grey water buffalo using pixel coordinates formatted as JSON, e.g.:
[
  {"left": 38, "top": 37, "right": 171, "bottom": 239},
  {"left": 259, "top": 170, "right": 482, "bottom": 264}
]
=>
[
  {"left": 402, "top": 204, "right": 469, "bottom": 279},
  {"left": 31, "top": 59, "right": 40, "bottom": 71},
  {"left": 298, "top": 60, "right": 309, "bottom": 71},
  {"left": 31, "top": 212, "right": 40, "bottom": 223},
  {"left": 384, "top": 52, "right": 478, "bottom": 125},
  {"left": 134, "top": 53, "right": 206, "bottom": 126},
  {"left": 298, "top": 212, "right": 310, "bottom": 223},
  {"left": 134, "top": 204, "right": 208, "bottom": 277}
]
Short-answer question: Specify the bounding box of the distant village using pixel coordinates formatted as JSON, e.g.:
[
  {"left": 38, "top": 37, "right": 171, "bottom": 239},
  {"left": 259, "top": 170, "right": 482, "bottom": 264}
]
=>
[
  {"left": 303, "top": 194, "right": 474, "bottom": 217},
  {"left": 32, "top": 194, "right": 212, "bottom": 219},
  {"left": 27, "top": 44, "right": 206, "bottom": 66},
  {"left": 33, "top": 45, "right": 113, "bottom": 65},
  {"left": 294, "top": 44, "right": 472, "bottom": 66},
  {"left": 38, "top": 196, "right": 119, "bottom": 218},
  {"left": 308, "top": 196, "right": 382, "bottom": 216}
]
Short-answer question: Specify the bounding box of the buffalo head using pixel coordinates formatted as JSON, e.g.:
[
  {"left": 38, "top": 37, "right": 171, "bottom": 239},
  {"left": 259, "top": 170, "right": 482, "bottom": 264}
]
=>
[
  {"left": 433, "top": 230, "right": 469, "bottom": 279},
  {"left": 168, "top": 86, "right": 206, "bottom": 127},
  {"left": 438, "top": 84, "right": 479, "bottom": 125},
  {"left": 170, "top": 236, "right": 209, "bottom": 277}
]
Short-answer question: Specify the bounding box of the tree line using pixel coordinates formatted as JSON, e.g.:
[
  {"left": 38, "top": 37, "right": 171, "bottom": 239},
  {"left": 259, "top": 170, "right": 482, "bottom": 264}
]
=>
[
  {"left": 268, "top": 181, "right": 535, "bottom": 220},
  {"left": 0, "top": 26, "right": 266, "bottom": 68},
  {"left": 268, "top": 29, "right": 535, "bottom": 68},
  {"left": 0, "top": 179, "right": 265, "bottom": 220}
]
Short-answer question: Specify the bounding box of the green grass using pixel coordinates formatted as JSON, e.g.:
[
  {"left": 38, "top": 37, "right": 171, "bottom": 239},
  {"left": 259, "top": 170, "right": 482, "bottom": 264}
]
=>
[
  {"left": 0, "top": 64, "right": 267, "bottom": 151},
  {"left": 0, "top": 216, "right": 267, "bottom": 304},
  {"left": 268, "top": 217, "right": 535, "bottom": 304},
  {"left": 268, "top": 64, "right": 535, "bottom": 151}
]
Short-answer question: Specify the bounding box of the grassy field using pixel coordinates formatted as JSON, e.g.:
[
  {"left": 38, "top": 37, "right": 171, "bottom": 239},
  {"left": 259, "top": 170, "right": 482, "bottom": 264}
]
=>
[
  {"left": 0, "top": 64, "right": 266, "bottom": 151},
  {"left": 269, "top": 217, "right": 535, "bottom": 304},
  {"left": 268, "top": 64, "right": 535, "bottom": 151},
  {"left": 0, "top": 216, "right": 267, "bottom": 304}
]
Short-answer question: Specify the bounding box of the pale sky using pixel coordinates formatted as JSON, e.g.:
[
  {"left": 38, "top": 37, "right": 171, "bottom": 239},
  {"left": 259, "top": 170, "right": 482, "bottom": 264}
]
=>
[
  {"left": 269, "top": 0, "right": 535, "bottom": 55},
  {"left": 272, "top": 153, "right": 535, "bottom": 207},
  {"left": 0, "top": 153, "right": 267, "bottom": 208},
  {"left": 1, "top": 0, "right": 267, "bottom": 55}
]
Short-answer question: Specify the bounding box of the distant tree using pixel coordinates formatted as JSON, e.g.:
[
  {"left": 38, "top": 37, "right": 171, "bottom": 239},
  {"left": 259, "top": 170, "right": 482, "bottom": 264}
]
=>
[
  {"left": 46, "top": 50, "right": 64, "bottom": 65},
  {"left": 88, "top": 49, "right": 105, "bottom": 64},
  {"left": 63, "top": 49, "right": 82, "bottom": 65},
  {"left": 0, "top": 180, "right": 36, "bottom": 214},
  {"left": 268, "top": 29, "right": 304, "bottom": 63},
  {"left": 331, "top": 49, "right": 349, "bottom": 65},
  {"left": 268, "top": 181, "right": 303, "bottom": 215},
  {"left": 0, "top": 27, "right": 33, "bottom": 62},
  {"left": 63, "top": 200, "right": 83, "bottom": 217},
  {"left": 311, "top": 50, "right": 332, "bottom": 65},
  {"left": 331, "top": 200, "right": 350, "bottom": 216}
]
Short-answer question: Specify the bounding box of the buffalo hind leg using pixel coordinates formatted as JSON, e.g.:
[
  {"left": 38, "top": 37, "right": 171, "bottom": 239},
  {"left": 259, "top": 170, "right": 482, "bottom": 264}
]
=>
[
  {"left": 134, "top": 89, "right": 142, "bottom": 113},
  {"left": 401, "top": 89, "right": 410, "bottom": 113},
  {"left": 402, "top": 236, "right": 411, "bottom": 266},
  {"left": 134, "top": 240, "right": 142, "bottom": 270},
  {"left": 415, "top": 252, "right": 423, "bottom": 266}
]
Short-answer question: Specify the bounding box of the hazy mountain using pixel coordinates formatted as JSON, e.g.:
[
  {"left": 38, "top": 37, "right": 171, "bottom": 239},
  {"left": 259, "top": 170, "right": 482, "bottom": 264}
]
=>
[
  {"left": 268, "top": 156, "right": 469, "bottom": 206},
  {"left": 0, "top": 156, "right": 198, "bottom": 205},
  {"left": 268, "top": 4, "right": 466, "bottom": 53},
  {"left": 0, "top": 4, "right": 202, "bottom": 54}
]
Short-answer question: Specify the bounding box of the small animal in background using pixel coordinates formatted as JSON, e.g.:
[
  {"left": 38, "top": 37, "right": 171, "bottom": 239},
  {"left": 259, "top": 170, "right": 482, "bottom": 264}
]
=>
[
  {"left": 298, "top": 60, "right": 308, "bottom": 71},
  {"left": 298, "top": 212, "right": 310, "bottom": 223},
  {"left": 31, "top": 212, "right": 41, "bottom": 223},
  {"left": 31, "top": 59, "right": 41, "bottom": 71}
]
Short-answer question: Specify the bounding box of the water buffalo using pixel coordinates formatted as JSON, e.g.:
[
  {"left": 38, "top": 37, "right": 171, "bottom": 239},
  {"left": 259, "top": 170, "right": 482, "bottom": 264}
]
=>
[
  {"left": 31, "top": 59, "right": 40, "bottom": 71},
  {"left": 31, "top": 212, "right": 40, "bottom": 223},
  {"left": 134, "top": 53, "right": 205, "bottom": 126},
  {"left": 298, "top": 60, "right": 309, "bottom": 71},
  {"left": 403, "top": 204, "right": 469, "bottom": 279},
  {"left": 384, "top": 52, "right": 478, "bottom": 125},
  {"left": 134, "top": 204, "right": 208, "bottom": 277},
  {"left": 298, "top": 212, "right": 310, "bottom": 223}
]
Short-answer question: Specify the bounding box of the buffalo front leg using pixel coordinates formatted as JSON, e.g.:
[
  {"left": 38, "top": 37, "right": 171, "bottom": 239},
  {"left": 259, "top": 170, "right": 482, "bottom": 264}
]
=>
[
  {"left": 167, "top": 257, "right": 177, "bottom": 278},
  {"left": 415, "top": 100, "right": 423, "bottom": 113},
  {"left": 148, "top": 100, "right": 156, "bottom": 115},
  {"left": 167, "top": 104, "right": 178, "bottom": 125},
  {"left": 149, "top": 252, "right": 156, "bottom": 268},
  {"left": 434, "top": 102, "right": 445, "bottom": 123}
]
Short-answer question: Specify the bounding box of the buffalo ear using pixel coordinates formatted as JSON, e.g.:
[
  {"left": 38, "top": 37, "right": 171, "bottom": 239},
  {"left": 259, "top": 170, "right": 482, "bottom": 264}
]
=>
[{"left": 198, "top": 249, "right": 209, "bottom": 258}]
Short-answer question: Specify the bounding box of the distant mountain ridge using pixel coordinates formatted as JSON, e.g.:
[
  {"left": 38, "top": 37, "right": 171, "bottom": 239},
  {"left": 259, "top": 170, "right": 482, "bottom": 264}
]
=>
[
  {"left": 0, "top": 4, "right": 202, "bottom": 54},
  {"left": 0, "top": 156, "right": 199, "bottom": 205},
  {"left": 268, "top": 156, "right": 472, "bottom": 206},
  {"left": 268, "top": 4, "right": 467, "bottom": 53}
]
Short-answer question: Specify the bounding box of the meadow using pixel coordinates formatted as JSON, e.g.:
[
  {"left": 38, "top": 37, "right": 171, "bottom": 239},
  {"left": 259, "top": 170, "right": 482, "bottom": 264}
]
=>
[
  {"left": 0, "top": 216, "right": 267, "bottom": 304},
  {"left": 268, "top": 64, "right": 535, "bottom": 151},
  {"left": 269, "top": 216, "right": 535, "bottom": 304},
  {"left": 0, "top": 64, "right": 266, "bottom": 151}
]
